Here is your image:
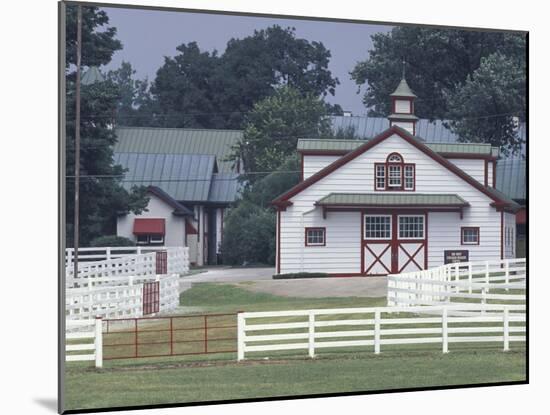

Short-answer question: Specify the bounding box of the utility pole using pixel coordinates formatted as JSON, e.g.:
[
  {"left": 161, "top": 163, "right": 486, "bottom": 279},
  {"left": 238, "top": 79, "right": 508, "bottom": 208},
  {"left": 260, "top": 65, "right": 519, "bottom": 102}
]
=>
[{"left": 73, "top": 5, "right": 82, "bottom": 279}]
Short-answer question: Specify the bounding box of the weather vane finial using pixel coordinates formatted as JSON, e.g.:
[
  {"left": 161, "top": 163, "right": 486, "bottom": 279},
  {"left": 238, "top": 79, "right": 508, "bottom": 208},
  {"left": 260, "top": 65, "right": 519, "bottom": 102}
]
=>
[{"left": 402, "top": 57, "right": 406, "bottom": 79}]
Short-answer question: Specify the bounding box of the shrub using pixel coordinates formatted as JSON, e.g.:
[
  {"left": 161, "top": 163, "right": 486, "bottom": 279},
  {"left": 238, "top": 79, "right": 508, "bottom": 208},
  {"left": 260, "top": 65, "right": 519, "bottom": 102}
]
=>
[
  {"left": 273, "top": 272, "right": 330, "bottom": 279},
  {"left": 89, "top": 235, "right": 135, "bottom": 247},
  {"left": 221, "top": 201, "right": 276, "bottom": 265}
]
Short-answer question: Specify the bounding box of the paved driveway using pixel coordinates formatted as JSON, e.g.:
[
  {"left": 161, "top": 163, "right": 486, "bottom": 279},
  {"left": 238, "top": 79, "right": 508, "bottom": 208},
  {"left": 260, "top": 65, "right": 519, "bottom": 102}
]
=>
[
  {"left": 179, "top": 267, "right": 274, "bottom": 292},
  {"left": 179, "top": 267, "right": 386, "bottom": 298}
]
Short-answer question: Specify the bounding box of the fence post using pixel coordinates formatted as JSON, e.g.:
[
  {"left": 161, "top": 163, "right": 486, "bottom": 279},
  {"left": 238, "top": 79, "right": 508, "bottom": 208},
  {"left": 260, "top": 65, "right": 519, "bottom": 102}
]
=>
[
  {"left": 106, "top": 247, "right": 111, "bottom": 261},
  {"left": 95, "top": 316, "right": 103, "bottom": 368},
  {"left": 503, "top": 307, "right": 510, "bottom": 352},
  {"left": 442, "top": 307, "right": 448, "bottom": 353},
  {"left": 505, "top": 260, "right": 510, "bottom": 292},
  {"left": 308, "top": 311, "right": 315, "bottom": 358},
  {"left": 481, "top": 288, "right": 487, "bottom": 314},
  {"left": 237, "top": 313, "right": 245, "bottom": 361},
  {"left": 468, "top": 264, "right": 472, "bottom": 294},
  {"left": 485, "top": 261, "right": 490, "bottom": 286},
  {"left": 374, "top": 310, "right": 381, "bottom": 354}
]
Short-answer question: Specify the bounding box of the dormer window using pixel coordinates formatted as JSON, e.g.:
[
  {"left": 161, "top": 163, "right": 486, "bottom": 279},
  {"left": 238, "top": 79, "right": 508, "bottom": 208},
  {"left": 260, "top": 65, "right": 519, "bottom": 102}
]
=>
[{"left": 374, "top": 153, "right": 415, "bottom": 191}]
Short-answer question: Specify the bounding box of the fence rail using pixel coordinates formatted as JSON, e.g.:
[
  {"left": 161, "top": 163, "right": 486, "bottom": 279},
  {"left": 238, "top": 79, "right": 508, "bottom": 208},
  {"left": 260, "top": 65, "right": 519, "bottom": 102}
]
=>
[
  {"left": 237, "top": 304, "right": 525, "bottom": 360},
  {"left": 66, "top": 246, "right": 184, "bottom": 268},
  {"left": 387, "top": 258, "right": 526, "bottom": 307},
  {"left": 65, "top": 318, "right": 103, "bottom": 368},
  {"left": 66, "top": 247, "right": 189, "bottom": 283},
  {"left": 66, "top": 274, "right": 179, "bottom": 320}
]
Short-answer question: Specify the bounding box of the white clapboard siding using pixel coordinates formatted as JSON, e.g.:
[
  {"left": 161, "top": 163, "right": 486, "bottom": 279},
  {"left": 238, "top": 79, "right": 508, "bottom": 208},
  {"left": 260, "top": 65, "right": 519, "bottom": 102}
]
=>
[
  {"left": 447, "top": 158, "right": 486, "bottom": 184},
  {"left": 280, "top": 134, "right": 505, "bottom": 274},
  {"left": 303, "top": 155, "right": 340, "bottom": 180},
  {"left": 237, "top": 304, "right": 525, "bottom": 360}
]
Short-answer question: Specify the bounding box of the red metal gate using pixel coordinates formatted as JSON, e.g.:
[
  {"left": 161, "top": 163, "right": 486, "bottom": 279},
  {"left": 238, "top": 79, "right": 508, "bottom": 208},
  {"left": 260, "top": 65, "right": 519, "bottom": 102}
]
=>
[
  {"left": 155, "top": 250, "right": 167, "bottom": 274},
  {"left": 142, "top": 281, "right": 159, "bottom": 315},
  {"left": 102, "top": 313, "right": 238, "bottom": 360}
]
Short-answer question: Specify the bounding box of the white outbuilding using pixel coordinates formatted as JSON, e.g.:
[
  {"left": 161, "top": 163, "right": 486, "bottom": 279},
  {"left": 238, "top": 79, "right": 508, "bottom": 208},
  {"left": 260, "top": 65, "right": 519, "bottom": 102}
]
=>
[{"left": 272, "top": 77, "right": 520, "bottom": 276}]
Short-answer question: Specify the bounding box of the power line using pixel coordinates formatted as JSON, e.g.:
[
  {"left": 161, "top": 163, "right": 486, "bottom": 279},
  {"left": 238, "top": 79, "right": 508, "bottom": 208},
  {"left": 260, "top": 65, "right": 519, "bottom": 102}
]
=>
[{"left": 65, "top": 170, "right": 301, "bottom": 180}]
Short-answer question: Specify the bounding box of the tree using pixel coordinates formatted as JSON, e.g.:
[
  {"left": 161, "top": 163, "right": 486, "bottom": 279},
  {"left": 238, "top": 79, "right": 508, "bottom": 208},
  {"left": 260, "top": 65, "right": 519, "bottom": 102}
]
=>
[
  {"left": 351, "top": 26, "right": 526, "bottom": 153},
  {"left": 446, "top": 53, "right": 526, "bottom": 156},
  {"left": 234, "top": 86, "right": 332, "bottom": 181},
  {"left": 65, "top": 5, "right": 149, "bottom": 246},
  {"left": 220, "top": 201, "right": 276, "bottom": 265},
  {"left": 149, "top": 42, "right": 224, "bottom": 128},
  {"left": 351, "top": 27, "right": 525, "bottom": 119},
  {"left": 106, "top": 61, "right": 153, "bottom": 126},
  {"left": 146, "top": 26, "right": 339, "bottom": 129}
]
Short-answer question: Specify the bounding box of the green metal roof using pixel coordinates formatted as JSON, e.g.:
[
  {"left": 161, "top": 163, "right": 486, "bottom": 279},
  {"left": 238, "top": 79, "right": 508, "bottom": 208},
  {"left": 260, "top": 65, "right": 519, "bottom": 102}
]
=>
[
  {"left": 296, "top": 138, "right": 499, "bottom": 157},
  {"left": 495, "top": 159, "right": 525, "bottom": 201},
  {"left": 114, "top": 152, "right": 216, "bottom": 202},
  {"left": 114, "top": 127, "right": 242, "bottom": 173},
  {"left": 208, "top": 173, "right": 241, "bottom": 203},
  {"left": 316, "top": 193, "right": 469, "bottom": 207},
  {"left": 390, "top": 78, "right": 417, "bottom": 97}
]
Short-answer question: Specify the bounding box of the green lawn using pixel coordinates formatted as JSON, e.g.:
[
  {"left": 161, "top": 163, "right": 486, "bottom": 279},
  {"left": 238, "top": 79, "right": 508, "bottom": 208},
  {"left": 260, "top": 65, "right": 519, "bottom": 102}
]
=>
[
  {"left": 65, "top": 348, "right": 526, "bottom": 411},
  {"left": 64, "top": 283, "right": 526, "bottom": 412}
]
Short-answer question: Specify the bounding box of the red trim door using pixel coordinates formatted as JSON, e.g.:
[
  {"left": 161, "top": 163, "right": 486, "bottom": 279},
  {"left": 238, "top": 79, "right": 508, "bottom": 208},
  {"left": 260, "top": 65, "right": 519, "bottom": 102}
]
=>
[{"left": 363, "top": 213, "right": 427, "bottom": 275}]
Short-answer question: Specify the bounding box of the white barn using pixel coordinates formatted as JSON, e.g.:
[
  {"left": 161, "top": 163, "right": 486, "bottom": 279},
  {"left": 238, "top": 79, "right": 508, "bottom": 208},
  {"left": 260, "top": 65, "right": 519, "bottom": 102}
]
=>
[{"left": 272, "top": 78, "right": 520, "bottom": 276}]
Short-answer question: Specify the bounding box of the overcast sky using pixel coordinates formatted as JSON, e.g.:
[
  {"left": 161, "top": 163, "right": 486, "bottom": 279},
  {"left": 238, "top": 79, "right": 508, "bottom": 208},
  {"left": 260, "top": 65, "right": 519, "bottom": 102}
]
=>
[{"left": 101, "top": 7, "right": 393, "bottom": 115}]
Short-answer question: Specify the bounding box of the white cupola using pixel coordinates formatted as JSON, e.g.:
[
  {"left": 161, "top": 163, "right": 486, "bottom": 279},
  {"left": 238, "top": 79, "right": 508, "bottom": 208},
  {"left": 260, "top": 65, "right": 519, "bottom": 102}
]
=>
[{"left": 388, "top": 65, "right": 418, "bottom": 135}]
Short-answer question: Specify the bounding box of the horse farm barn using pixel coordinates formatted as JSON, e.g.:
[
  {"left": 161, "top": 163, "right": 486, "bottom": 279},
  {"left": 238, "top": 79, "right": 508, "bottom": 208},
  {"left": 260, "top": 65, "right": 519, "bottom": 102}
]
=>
[
  {"left": 272, "top": 77, "right": 522, "bottom": 276},
  {"left": 114, "top": 127, "right": 242, "bottom": 266}
]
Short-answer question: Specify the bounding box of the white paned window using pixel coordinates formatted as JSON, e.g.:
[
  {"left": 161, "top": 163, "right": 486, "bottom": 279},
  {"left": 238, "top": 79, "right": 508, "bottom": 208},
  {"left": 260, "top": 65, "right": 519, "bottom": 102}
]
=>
[
  {"left": 364, "top": 215, "right": 392, "bottom": 239},
  {"left": 461, "top": 228, "right": 479, "bottom": 245},
  {"left": 375, "top": 164, "right": 386, "bottom": 189},
  {"left": 404, "top": 165, "right": 415, "bottom": 190},
  {"left": 388, "top": 165, "right": 402, "bottom": 188},
  {"left": 398, "top": 216, "right": 424, "bottom": 239},
  {"left": 306, "top": 228, "right": 325, "bottom": 246},
  {"left": 388, "top": 154, "right": 402, "bottom": 163}
]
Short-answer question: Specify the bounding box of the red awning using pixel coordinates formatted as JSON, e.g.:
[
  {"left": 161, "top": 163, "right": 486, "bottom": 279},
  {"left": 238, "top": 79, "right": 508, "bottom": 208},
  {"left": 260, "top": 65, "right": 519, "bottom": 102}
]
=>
[{"left": 133, "top": 218, "right": 165, "bottom": 235}]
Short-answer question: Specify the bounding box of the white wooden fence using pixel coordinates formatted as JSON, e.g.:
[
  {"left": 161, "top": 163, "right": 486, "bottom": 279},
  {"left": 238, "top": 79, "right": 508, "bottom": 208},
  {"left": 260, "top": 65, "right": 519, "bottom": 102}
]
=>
[
  {"left": 66, "top": 247, "right": 189, "bottom": 281},
  {"left": 65, "top": 247, "right": 187, "bottom": 320},
  {"left": 66, "top": 246, "right": 184, "bottom": 268},
  {"left": 66, "top": 274, "right": 179, "bottom": 320},
  {"left": 387, "top": 258, "right": 526, "bottom": 307},
  {"left": 65, "top": 318, "right": 103, "bottom": 368},
  {"left": 237, "top": 304, "right": 525, "bottom": 360}
]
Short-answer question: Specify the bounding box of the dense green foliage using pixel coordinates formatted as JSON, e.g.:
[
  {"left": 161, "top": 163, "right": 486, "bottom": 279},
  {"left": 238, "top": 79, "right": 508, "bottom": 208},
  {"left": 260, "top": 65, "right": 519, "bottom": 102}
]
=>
[
  {"left": 351, "top": 27, "right": 526, "bottom": 155},
  {"left": 446, "top": 53, "right": 526, "bottom": 156},
  {"left": 65, "top": 5, "right": 149, "bottom": 246},
  {"left": 220, "top": 201, "right": 276, "bottom": 266},
  {"left": 236, "top": 87, "right": 332, "bottom": 179},
  {"left": 129, "top": 26, "right": 339, "bottom": 129}
]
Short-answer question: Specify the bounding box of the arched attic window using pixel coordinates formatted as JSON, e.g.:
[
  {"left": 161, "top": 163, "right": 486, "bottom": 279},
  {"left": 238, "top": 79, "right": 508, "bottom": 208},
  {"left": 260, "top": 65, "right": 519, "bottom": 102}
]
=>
[{"left": 374, "top": 152, "right": 415, "bottom": 191}]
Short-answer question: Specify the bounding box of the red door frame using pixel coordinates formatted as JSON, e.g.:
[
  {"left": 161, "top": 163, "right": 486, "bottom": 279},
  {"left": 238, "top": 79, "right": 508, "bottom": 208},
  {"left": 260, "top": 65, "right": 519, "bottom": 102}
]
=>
[{"left": 362, "top": 210, "right": 428, "bottom": 275}]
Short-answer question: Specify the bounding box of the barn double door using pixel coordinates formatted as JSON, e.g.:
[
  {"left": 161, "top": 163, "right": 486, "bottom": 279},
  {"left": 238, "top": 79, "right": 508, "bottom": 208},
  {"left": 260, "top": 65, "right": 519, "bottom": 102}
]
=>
[{"left": 362, "top": 213, "right": 427, "bottom": 275}]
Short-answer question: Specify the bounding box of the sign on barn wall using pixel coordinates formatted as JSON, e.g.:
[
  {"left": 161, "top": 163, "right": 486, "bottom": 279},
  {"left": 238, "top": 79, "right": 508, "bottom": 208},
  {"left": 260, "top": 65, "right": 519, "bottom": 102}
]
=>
[{"left": 444, "top": 250, "right": 469, "bottom": 264}]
